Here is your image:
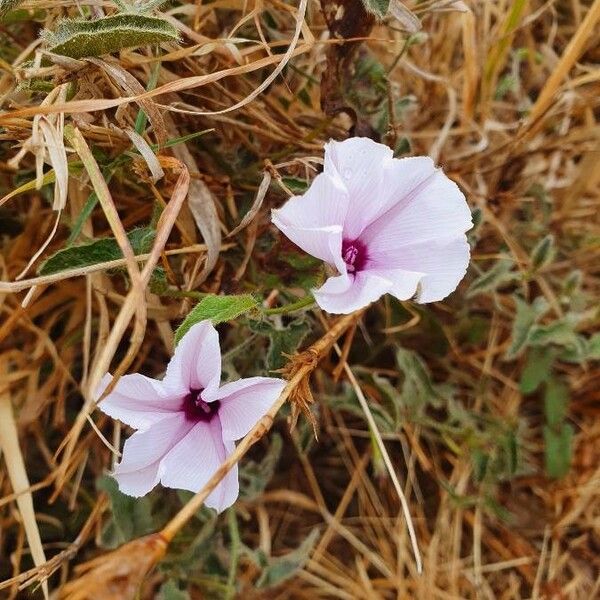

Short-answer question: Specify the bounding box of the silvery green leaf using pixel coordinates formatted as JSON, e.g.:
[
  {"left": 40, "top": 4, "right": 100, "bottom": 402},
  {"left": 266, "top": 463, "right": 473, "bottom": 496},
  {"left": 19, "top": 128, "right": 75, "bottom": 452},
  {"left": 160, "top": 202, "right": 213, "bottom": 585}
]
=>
[
  {"left": 256, "top": 529, "right": 319, "bottom": 588},
  {"left": 467, "top": 258, "right": 517, "bottom": 297},
  {"left": 42, "top": 13, "right": 179, "bottom": 59},
  {"left": 530, "top": 234, "right": 555, "bottom": 272},
  {"left": 505, "top": 296, "right": 549, "bottom": 359},
  {"left": 544, "top": 423, "right": 573, "bottom": 479}
]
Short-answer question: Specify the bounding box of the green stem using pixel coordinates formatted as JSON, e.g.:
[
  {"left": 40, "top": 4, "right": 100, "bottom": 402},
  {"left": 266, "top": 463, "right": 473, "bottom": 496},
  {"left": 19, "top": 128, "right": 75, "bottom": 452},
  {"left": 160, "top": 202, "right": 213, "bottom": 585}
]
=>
[
  {"left": 134, "top": 57, "right": 161, "bottom": 135},
  {"left": 263, "top": 295, "right": 315, "bottom": 315}
]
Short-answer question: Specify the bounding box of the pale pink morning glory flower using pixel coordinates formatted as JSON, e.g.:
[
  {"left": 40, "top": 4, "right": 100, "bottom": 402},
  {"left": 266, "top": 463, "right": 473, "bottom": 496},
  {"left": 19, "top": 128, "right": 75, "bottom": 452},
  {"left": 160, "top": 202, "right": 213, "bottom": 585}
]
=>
[
  {"left": 96, "top": 321, "right": 285, "bottom": 512},
  {"left": 271, "top": 137, "right": 473, "bottom": 314}
]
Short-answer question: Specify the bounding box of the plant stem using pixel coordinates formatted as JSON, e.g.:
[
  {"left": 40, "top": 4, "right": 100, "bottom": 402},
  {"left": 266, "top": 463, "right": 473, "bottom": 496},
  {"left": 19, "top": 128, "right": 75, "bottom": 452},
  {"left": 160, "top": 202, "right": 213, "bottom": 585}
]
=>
[{"left": 263, "top": 295, "right": 315, "bottom": 315}]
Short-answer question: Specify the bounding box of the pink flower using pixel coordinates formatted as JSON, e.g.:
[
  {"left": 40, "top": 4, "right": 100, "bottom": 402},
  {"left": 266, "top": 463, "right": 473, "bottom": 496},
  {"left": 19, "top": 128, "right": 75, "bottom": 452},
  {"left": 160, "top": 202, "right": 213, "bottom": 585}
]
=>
[
  {"left": 96, "top": 321, "right": 285, "bottom": 512},
  {"left": 271, "top": 137, "right": 473, "bottom": 314}
]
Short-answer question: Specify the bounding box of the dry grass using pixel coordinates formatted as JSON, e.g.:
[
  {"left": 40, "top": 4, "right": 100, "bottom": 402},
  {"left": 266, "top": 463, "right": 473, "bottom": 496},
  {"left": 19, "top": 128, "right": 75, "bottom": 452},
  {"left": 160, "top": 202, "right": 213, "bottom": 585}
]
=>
[{"left": 0, "top": 0, "right": 599, "bottom": 598}]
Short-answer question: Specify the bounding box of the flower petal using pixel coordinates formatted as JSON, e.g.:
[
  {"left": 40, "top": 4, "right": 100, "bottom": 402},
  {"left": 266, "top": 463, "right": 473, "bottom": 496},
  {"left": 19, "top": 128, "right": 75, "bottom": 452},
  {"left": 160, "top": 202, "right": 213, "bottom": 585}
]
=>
[
  {"left": 360, "top": 167, "right": 472, "bottom": 251},
  {"left": 112, "top": 413, "right": 191, "bottom": 497},
  {"left": 160, "top": 418, "right": 238, "bottom": 512},
  {"left": 366, "top": 268, "right": 425, "bottom": 301},
  {"left": 313, "top": 271, "right": 394, "bottom": 314},
  {"left": 403, "top": 237, "right": 471, "bottom": 302},
  {"left": 96, "top": 373, "right": 179, "bottom": 430},
  {"left": 323, "top": 137, "right": 393, "bottom": 239},
  {"left": 324, "top": 137, "right": 393, "bottom": 240},
  {"left": 205, "top": 439, "right": 239, "bottom": 512},
  {"left": 163, "top": 320, "right": 221, "bottom": 397},
  {"left": 214, "top": 377, "right": 286, "bottom": 440},
  {"left": 271, "top": 171, "right": 348, "bottom": 272}
]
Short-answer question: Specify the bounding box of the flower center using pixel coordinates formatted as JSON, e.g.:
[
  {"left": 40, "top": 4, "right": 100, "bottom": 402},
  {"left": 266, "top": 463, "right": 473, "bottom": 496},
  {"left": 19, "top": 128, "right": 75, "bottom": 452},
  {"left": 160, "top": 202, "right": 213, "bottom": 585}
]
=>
[
  {"left": 182, "top": 389, "right": 220, "bottom": 423},
  {"left": 342, "top": 239, "right": 367, "bottom": 272}
]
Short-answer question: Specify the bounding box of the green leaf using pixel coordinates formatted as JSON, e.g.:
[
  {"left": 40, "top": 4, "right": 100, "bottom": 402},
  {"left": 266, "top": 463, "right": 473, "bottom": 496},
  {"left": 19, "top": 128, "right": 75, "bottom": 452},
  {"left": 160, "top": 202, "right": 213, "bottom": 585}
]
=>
[
  {"left": 562, "top": 270, "right": 582, "bottom": 298},
  {"left": 240, "top": 434, "right": 282, "bottom": 500},
  {"left": 361, "top": 0, "right": 390, "bottom": 19},
  {"left": 587, "top": 333, "right": 600, "bottom": 361},
  {"left": 38, "top": 227, "right": 155, "bottom": 275},
  {"left": 529, "top": 234, "right": 555, "bottom": 272},
  {"left": 543, "top": 423, "right": 573, "bottom": 479},
  {"left": 529, "top": 315, "right": 581, "bottom": 349},
  {"left": 158, "top": 580, "right": 190, "bottom": 600},
  {"left": 544, "top": 378, "right": 569, "bottom": 428},
  {"left": 395, "top": 348, "right": 450, "bottom": 410},
  {"left": 467, "top": 258, "right": 517, "bottom": 297},
  {"left": 42, "top": 13, "right": 179, "bottom": 59},
  {"left": 175, "top": 294, "right": 258, "bottom": 343},
  {"left": 97, "top": 475, "right": 154, "bottom": 548},
  {"left": 505, "top": 296, "right": 549, "bottom": 359},
  {"left": 280, "top": 177, "right": 309, "bottom": 195},
  {"left": 256, "top": 528, "right": 319, "bottom": 588},
  {"left": 520, "top": 347, "right": 555, "bottom": 394},
  {"left": 251, "top": 317, "right": 310, "bottom": 371},
  {"left": 472, "top": 449, "right": 489, "bottom": 482}
]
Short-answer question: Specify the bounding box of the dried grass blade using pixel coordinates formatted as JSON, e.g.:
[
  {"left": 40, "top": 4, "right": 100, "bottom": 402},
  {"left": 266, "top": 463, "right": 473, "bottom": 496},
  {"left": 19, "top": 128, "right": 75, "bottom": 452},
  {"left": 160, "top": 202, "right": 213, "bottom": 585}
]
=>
[
  {"left": 389, "top": 0, "right": 422, "bottom": 32},
  {"left": 86, "top": 57, "right": 168, "bottom": 146},
  {"left": 171, "top": 141, "right": 221, "bottom": 285},
  {"left": 58, "top": 126, "right": 146, "bottom": 486},
  {"left": 124, "top": 127, "right": 165, "bottom": 183},
  {"left": 38, "top": 118, "right": 68, "bottom": 210},
  {"left": 330, "top": 340, "right": 423, "bottom": 574},
  {"left": 0, "top": 364, "right": 49, "bottom": 600},
  {"left": 228, "top": 169, "right": 271, "bottom": 237},
  {"left": 525, "top": 0, "right": 600, "bottom": 129},
  {"left": 0, "top": 42, "right": 314, "bottom": 123},
  {"left": 56, "top": 158, "right": 189, "bottom": 490}
]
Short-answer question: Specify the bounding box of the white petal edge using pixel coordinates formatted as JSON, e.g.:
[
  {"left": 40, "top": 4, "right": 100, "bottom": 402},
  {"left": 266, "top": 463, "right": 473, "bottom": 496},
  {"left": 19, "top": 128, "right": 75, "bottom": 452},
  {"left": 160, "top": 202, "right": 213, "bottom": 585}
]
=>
[
  {"left": 213, "top": 377, "right": 286, "bottom": 441},
  {"left": 312, "top": 271, "right": 394, "bottom": 314}
]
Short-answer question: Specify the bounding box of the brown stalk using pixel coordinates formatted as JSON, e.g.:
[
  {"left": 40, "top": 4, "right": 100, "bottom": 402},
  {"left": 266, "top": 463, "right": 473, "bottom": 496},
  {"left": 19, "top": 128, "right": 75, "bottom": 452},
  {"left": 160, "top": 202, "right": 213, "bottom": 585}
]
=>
[{"left": 55, "top": 157, "right": 190, "bottom": 491}]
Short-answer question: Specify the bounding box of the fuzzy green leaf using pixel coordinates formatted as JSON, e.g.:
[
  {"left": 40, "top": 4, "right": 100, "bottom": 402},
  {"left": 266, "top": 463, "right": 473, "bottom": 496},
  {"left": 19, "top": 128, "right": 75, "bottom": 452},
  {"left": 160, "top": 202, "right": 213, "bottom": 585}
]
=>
[
  {"left": 587, "top": 333, "right": 600, "bottom": 361},
  {"left": 361, "top": 0, "right": 390, "bottom": 19},
  {"left": 175, "top": 294, "right": 258, "bottom": 343},
  {"left": 544, "top": 378, "right": 569, "bottom": 428},
  {"left": 467, "top": 258, "right": 517, "bottom": 297},
  {"left": 505, "top": 296, "right": 549, "bottom": 359},
  {"left": 395, "top": 348, "right": 448, "bottom": 410},
  {"left": 97, "top": 476, "right": 154, "bottom": 548},
  {"left": 251, "top": 317, "right": 310, "bottom": 371},
  {"left": 42, "top": 13, "right": 179, "bottom": 59},
  {"left": 38, "top": 227, "right": 155, "bottom": 275},
  {"left": 240, "top": 434, "right": 282, "bottom": 500},
  {"left": 256, "top": 528, "right": 319, "bottom": 588},
  {"left": 529, "top": 315, "right": 581, "bottom": 349},
  {"left": 543, "top": 423, "right": 573, "bottom": 479},
  {"left": 530, "top": 234, "right": 555, "bottom": 272},
  {"left": 520, "top": 347, "right": 555, "bottom": 394},
  {"left": 158, "top": 580, "right": 190, "bottom": 600}
]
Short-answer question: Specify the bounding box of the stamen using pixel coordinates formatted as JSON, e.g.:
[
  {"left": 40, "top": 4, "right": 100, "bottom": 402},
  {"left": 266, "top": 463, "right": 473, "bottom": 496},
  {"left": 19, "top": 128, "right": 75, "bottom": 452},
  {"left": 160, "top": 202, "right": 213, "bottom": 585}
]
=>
[
  {"left": 182, "top": 389, "right": 220, "bottom": 422},
  {"left": 342, "top": 239, "right": 367, "bottom": 272}
]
